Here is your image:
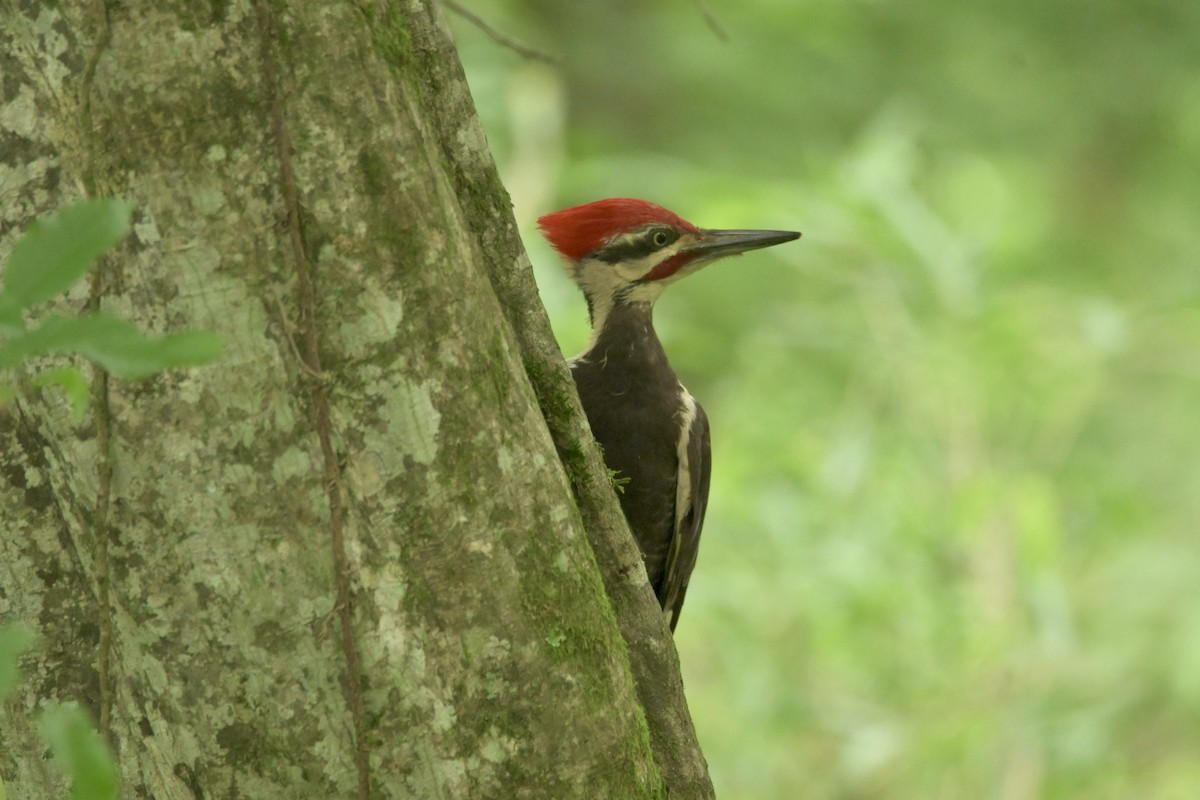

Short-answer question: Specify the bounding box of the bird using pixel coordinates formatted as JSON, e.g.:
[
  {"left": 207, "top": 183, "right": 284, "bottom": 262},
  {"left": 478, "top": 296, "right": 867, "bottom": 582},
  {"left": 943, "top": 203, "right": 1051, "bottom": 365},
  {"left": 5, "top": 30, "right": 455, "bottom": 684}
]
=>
[{"left": 538, "top": 198, "right": 800, "bottom": 630}]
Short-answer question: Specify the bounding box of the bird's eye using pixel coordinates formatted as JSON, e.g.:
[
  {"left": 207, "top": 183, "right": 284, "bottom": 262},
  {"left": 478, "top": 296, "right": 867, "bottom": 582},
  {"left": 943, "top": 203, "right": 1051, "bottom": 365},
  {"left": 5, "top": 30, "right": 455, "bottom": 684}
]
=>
[{"left": 651, "top": 229, "right": 673, "bottom": 248}]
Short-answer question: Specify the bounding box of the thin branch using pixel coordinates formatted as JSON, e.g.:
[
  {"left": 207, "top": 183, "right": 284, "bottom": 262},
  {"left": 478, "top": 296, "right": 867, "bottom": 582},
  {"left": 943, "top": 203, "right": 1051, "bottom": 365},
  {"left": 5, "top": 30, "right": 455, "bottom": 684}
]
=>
[
  {"left": 81, "top": 0, "right": 115, "bottom": 748},
  {"left": 442, "top": 0, "right": 559, "bottom": 64},
  {"left": 256, "top": 2, "right": 370, "bottom": 798},
  {"left": 693, "top": 0, "right": 729, "bottom": 42}
]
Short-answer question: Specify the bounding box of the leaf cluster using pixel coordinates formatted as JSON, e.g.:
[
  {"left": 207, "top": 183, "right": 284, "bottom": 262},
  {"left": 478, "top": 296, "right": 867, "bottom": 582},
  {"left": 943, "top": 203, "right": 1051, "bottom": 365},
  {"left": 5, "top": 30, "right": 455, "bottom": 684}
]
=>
[
  {"left": 0, "top": 625, "right": 117, "bottom": 800},
  {"left": 0, "top": 200, "right": 222, "bottom": 412}
]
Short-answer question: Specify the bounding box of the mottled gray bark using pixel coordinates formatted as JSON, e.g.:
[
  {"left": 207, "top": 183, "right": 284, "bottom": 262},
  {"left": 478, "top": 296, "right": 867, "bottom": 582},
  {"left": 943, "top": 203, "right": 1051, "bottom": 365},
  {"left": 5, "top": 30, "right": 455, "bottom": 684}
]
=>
[{"left": 0, "top": 1, "right": 710, "bottom": 798}]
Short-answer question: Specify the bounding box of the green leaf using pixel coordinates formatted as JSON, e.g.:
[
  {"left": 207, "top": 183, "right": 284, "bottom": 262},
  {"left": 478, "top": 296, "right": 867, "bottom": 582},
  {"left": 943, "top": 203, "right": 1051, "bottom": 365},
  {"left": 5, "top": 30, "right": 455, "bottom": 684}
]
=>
[
  {"left": 38, "top": 704, "right": 119, "bottom": 800},
  {"left": 0, "top": 315, "right": 101, "bottom": 370},
  {"left": 0, "top": 313, "right": 223, "bottom": 379},
  {"left": 32, "top": 366, "right": 91, "bottom": 418},
  {"left": 3, "top": 199, "right": 133, "bottom": 309},
  {"left": 75, "top": 320, "right": 224, "bottom": 379},
  {"left": 0, "top": 623, "right": 36, "bottom": 697}
]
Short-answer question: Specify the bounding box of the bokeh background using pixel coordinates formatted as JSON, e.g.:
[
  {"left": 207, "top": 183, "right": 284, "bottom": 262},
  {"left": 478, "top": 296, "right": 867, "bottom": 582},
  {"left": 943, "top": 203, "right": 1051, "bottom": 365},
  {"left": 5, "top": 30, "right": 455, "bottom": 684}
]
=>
[{"left": 449, "top": 3, "right": 1200, "bottom": 797}]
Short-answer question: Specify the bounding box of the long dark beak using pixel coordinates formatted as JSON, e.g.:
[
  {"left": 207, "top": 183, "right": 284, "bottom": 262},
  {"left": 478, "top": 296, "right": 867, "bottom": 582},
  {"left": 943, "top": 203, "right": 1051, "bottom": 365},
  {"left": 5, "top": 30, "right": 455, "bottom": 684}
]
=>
[{"left": 685, "top": 228, "right": 801, "bottom": 259}]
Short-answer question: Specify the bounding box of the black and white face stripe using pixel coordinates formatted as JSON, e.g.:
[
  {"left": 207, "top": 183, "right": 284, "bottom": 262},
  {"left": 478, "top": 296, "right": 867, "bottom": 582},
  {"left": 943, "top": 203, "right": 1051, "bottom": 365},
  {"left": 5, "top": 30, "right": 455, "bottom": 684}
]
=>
[
  {"left": 591, "top": 225, "right": 681, "bottom": 264},
  {"left": 567, "top": 225, "right": 693, "bottom": 344}
]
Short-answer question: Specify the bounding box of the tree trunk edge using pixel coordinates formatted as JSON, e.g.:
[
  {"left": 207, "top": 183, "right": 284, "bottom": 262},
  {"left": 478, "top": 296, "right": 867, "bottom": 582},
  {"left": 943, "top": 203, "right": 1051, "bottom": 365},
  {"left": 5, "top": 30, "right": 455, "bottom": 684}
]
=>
[{"left": 401, "top": 4, "right": 715, "bottom": 797}]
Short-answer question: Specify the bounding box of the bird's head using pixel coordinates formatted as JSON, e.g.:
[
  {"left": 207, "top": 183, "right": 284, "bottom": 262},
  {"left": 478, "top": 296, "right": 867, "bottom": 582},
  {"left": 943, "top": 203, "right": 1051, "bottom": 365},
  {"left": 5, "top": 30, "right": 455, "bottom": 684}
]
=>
[{"left": 538, "top": 198, "right": 799, "bottom": 324}]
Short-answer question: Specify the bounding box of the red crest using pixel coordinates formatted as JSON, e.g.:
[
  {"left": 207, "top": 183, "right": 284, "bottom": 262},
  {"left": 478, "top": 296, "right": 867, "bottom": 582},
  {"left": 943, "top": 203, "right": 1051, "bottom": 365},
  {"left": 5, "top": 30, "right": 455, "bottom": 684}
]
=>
[{"left": 538, "top": 198, "right": 698, "bottom": 262}]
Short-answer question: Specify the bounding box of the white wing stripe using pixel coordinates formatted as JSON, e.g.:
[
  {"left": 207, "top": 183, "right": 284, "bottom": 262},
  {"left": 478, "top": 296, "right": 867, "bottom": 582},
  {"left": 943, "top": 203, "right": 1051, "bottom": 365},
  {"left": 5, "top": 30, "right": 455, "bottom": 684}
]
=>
[{"left": 663, "top": 391, "right": 698, "bottom": 601}]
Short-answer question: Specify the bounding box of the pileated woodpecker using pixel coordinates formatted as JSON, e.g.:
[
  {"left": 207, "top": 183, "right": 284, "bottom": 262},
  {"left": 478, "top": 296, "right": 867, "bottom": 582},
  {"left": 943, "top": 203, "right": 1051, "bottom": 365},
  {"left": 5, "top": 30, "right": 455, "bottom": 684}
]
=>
[{"left": 539, "top": 198, "right": 800, "bottom": 630}]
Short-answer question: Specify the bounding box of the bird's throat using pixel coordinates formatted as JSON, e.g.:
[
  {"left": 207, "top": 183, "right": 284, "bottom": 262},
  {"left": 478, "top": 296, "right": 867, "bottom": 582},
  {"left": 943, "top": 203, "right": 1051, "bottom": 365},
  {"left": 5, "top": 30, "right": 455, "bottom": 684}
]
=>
[{"left": 578, "top": 299, "right": 672, "bottom": 377}]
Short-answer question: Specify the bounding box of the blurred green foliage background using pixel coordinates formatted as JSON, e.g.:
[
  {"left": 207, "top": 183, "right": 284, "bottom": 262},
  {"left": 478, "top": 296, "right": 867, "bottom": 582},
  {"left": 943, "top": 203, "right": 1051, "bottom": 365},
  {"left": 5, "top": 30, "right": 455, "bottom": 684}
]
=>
[{"left": 450, "top": 2, "right": 1200, "bottom": 797}]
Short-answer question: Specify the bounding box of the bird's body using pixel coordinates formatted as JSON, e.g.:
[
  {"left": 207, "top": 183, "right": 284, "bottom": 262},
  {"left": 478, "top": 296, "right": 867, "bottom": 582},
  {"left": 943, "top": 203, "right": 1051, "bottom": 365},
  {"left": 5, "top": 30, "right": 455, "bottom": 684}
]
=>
[
  {"left": 539, "top": 198, "right": 799, "bottom": 630},
  {"left": 569, "top": 300, "right": 710, "bottom": 625}
]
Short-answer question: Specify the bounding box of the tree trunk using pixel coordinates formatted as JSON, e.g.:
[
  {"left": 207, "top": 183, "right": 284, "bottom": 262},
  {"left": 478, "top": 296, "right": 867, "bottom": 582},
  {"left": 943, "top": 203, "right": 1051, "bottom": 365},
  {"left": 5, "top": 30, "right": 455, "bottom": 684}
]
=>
[{"left": 0, "top": 1, "right": 712, "bottom": 798}]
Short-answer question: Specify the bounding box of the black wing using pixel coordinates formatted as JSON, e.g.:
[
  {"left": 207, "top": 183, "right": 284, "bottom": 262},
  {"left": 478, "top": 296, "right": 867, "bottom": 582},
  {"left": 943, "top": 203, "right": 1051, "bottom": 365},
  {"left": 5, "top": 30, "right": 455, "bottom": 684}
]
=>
[{"left": 659, "top": 397, "right": 711, "bottom": 632}]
